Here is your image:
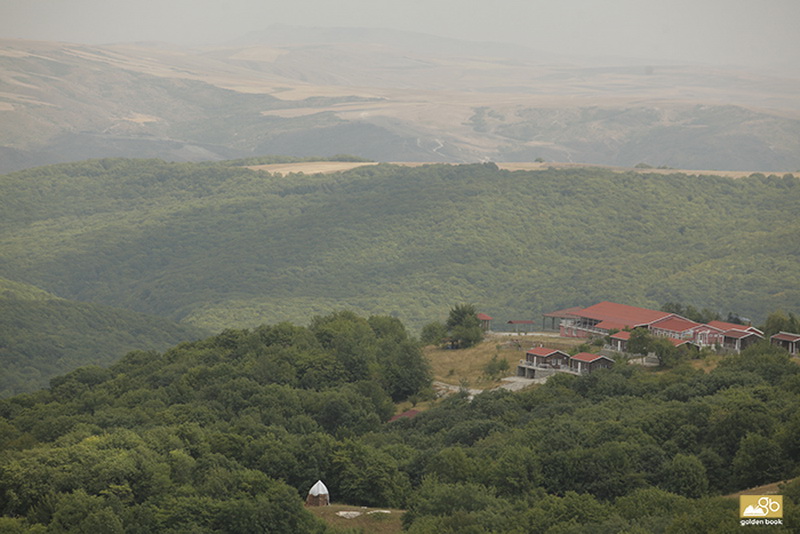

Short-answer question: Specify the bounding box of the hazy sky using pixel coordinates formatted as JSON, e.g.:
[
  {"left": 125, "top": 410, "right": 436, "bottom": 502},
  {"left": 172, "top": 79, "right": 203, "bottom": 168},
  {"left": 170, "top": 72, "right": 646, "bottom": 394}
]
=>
[{"left": 2, "top": 0, "right": 799, "bottom": 68}]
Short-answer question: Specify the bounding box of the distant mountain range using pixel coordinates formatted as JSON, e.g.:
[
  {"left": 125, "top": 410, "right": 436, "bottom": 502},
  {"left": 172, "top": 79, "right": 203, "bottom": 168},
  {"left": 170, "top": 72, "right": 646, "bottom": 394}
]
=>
[{"left": 1, "top": 27, "right": 800, "bottom": 172}]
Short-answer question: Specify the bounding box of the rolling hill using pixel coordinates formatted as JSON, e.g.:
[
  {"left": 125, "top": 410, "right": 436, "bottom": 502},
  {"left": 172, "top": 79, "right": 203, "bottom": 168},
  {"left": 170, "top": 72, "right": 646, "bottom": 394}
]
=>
[
  {"left": 0, "top": 276, "right": 208, "bottom": 396},
  {"left": 1, "top": 158, "right": 798, "bottom": 336},
  {"left": 2, "top": 28, "right": 800, "bottom": 172}
]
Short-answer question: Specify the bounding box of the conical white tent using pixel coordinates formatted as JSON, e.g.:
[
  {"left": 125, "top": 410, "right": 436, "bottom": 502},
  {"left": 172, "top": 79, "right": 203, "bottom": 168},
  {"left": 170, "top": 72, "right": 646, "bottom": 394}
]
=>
[{"left": 306, "top": 480, "right": 330, "bottom": 506}]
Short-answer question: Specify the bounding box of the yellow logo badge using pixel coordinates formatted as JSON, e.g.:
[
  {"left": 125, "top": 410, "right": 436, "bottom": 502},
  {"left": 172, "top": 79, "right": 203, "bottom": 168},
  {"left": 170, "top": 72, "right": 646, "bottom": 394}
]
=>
[{"left": 740, "top": 495, "right": 783, "bottom": 519}]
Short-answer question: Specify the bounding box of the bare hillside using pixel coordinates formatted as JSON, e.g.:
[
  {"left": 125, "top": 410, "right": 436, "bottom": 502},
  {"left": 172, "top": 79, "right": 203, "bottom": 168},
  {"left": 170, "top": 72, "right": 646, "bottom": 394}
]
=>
[{"left": 2, "top": 28, "right": 800, "bottom": 172}]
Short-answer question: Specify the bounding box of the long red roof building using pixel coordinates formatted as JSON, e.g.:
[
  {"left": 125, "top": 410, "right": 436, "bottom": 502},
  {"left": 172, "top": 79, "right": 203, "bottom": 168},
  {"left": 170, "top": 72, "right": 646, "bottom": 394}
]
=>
[{"left": 556, "top": 301, "right": 763, "bottom": 352}]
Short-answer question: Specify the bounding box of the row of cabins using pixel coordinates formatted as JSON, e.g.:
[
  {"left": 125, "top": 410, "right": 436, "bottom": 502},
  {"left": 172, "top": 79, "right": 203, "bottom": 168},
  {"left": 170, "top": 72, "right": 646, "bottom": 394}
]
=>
[
  {"left": 517, "top": 347, "right": 614, "bottom": 378},
  {"left": 553, "top": 301, "right": 764, "bottom": 353},
  {"left": 548, "top": 301, "right": 799, "bottom": 355}
]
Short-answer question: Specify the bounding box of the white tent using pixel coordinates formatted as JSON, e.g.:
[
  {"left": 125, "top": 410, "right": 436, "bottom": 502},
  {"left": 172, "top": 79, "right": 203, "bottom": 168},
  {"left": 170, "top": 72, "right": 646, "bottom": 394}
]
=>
[{"left": 306, "top": 480, "right": 330, "bottom": 506}]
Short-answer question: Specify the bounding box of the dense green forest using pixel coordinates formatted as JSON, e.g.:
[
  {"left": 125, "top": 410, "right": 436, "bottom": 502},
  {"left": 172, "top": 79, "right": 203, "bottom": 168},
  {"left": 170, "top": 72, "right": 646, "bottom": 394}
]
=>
[
  {"left": 2, "top": 158, "right": 798, "bottom": 336},
  {"left": 0, "top": 277, "right": 208, "bottom": 397},
  {"left": 0, "top": 313, "right": 798, "bottom": 532}
]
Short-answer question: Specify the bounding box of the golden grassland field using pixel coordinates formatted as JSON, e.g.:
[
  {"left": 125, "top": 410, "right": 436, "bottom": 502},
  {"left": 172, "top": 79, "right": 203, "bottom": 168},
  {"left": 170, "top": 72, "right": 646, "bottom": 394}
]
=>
[
  {"left": 248, "top": 160, "right": 798, "bottom": 179},
  {"left": 424, "top": 334, "right": 586, "bottom": 388}
]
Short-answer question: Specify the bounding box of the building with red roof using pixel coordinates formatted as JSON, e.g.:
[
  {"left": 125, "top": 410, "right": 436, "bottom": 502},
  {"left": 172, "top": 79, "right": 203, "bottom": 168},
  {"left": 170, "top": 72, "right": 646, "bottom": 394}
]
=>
[
  {"left": 771, "top": 332, "right": 800, "bottom": 356},
  {"left": 517, "top": 347, "right": 571, "bottom": 378},
  {"left": 525, "top": 347, "right": 570, "bottom": 368},
  {"left": 559, "top": 301, "right": 675, "bottom": 338},
  {"left": 609, "top": 330, "right": 631, "bottom": 352},
  {"left": 517, "top": 348, "right": 614, "bottom": 377},
  {"left": 649, "top": 316, "right": 701, "bottom": 338},
  {"left": 704, "top": 321, "right": 763, "bottom": 351},
  {"left": 569, "top": 352, "right": 615, "bottom": 374},
  {"left": 706, "top": 320, "right": 762, "bottom": 335},
  {"left": 720, "top": 329, "right": 762, "bottom": 352},
  {"left": 476, "top": 313, "right": 493, "bottom": 332},
  {"left": 553, "top": 301, "right": 762, "bottom": 352}
]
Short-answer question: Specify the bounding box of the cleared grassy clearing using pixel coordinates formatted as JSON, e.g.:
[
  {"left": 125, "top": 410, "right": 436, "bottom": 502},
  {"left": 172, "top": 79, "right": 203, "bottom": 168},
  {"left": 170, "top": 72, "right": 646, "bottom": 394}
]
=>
[
  {"left": 689, "top": 353, "right": 724, "bottom": 373},
  {"left": 424, "top": 334, "right": 585, "bottom": 388},
  {"left": 247, "top": 161, "right": 379, "bottom": 174},
  {"left": 248, "top": 160, "right": 797, "bottom": 178},
  {"left": 307, "top": 504, "right": 404, "bottom": 534},
  {"left": 498, "top": 162, "right": 799, "bottom": 179}
]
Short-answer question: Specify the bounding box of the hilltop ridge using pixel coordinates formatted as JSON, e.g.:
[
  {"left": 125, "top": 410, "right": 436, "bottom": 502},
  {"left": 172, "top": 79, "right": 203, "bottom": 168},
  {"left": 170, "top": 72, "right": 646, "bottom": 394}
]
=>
[{"left": 2, "top": 159, "right": 797, "bottom": 334}]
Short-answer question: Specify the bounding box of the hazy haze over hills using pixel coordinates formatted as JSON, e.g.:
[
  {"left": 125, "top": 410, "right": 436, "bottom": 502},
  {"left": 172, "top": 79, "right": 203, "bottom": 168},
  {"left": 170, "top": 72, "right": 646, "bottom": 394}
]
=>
[
  {"left": 2, "top": 0, "right": 799, "bottom": 72},
  {"left": 0, "top": 0, "right": 799, "bottom": 171},
  {"left": 1, "top": 25, "right": 799, "bottom": 172}
]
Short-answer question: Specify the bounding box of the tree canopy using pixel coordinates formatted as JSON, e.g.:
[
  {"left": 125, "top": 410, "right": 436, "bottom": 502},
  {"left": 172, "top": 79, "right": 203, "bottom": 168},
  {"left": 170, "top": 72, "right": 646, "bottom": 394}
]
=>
[
  {"left": 0, "top": 311, "right": 799, "bottom": 531},
  {"left": 2, "top": 159, "right": 798, "bottom": 335},
  {"left": 445, "top": 304, "right": 484, "bottom": 349}
]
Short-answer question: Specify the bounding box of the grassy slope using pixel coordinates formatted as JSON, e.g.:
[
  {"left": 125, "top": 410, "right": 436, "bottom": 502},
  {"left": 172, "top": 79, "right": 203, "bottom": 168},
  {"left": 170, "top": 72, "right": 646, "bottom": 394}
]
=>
[
  {"left": 307, "top": 504, "right": 404, "bottom": 534},
  {"left": 0, "top": 277, "right": 208, "bottom": 396},
  {"left": 1, "top": 159, "right": 799, "bottom": 335},
  {"left": 425, "top": 334, "right": 585, "bottom": 389}
]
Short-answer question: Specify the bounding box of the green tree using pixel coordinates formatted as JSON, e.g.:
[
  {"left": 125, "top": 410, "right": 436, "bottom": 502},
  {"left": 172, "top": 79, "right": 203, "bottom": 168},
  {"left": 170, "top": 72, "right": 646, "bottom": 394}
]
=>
[
  {"left": 376, "top": 339, "right": 432, "bottom": 402},
  {"left": 420, "top": 321, "right": 447, "bottom": 346},
  {"left": 762, "top": 310, "right": 800, "bottom": 338},
  {"left": 309, "top": 311, "right": 378, "bottom": 382},
  {"left": 426, "top": 447, "right": 476, "bottom": 484},
  {"left": 445, "top": 304, "right": 483, "bottom": 349},
  {"left": 626, "top": 328, "right": 652, "bottom": 356},
  {"left": 328, "top": 440, "right": 410, "bottom": 507},
  {"left": 731, "top": 433, "right": 787, "bottom": 489},
  {"left": 483, "top": 355, "right": 509, "bottom": 379},
  {"left": 369, "top": 315, "right": 432, "bottom": 401},
  {"left": 661, "top": 302, "right": 721, "bottom": 324},
  {"left": 626, "top": 329, "right": 681, "bottom": 367},
  {"left": 652, "top": 337, "right": 681, "bottom": 368},
  {"left": 402, "top": 479, "right": 505, "bottom": 531},
  {"left": 661, "top": 454, "right": 709, "bottom": 498}
]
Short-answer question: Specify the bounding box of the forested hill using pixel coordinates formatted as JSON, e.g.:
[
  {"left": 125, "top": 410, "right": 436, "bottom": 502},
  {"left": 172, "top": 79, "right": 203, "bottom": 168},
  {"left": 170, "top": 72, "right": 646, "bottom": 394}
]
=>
[
  {"left": 0, "top": 277, "right": 208, "bottom": 396},
  {"left": 1, "top": 313, "right": 800, "bottom": 531},
  {"left": 0, "top": 312, "right": 433, "bottom": 532},
  {"left": 1, "top": 158, "right": 799, "bottom": 333}
]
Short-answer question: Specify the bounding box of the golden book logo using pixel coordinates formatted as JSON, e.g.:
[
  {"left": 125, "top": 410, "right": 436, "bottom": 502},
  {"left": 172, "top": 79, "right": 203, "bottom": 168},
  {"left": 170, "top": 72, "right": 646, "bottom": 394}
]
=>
[{"left": 740, "top": 495, "right": 782, "bottom": 519}]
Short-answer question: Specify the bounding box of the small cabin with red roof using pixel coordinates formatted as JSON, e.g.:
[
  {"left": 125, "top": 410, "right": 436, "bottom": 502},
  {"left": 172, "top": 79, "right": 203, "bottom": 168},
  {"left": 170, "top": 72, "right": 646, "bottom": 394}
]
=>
[
  {"left": 706, "top": 321, "right": 764, "bottom": 352},
  {"left": 525, "top": 347, "right": 570, "bottom": 368},
  {"left": 720, "top": 329, "right": 762, "bottom": 352},
  {"left": 477, "top": 313, "right": 493, "bottom": 332},
  {"left": 771, "top": 332, "right": 800, "bottom": 356},
  {"left": 517, "top": 347, "right": 570, "bottom": 378},
  {"left": 569, "top": 352, "right": 615, "bottom": 374},
  {"left": 609, "top": 330, "right": 631, "bottom": 352}
]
